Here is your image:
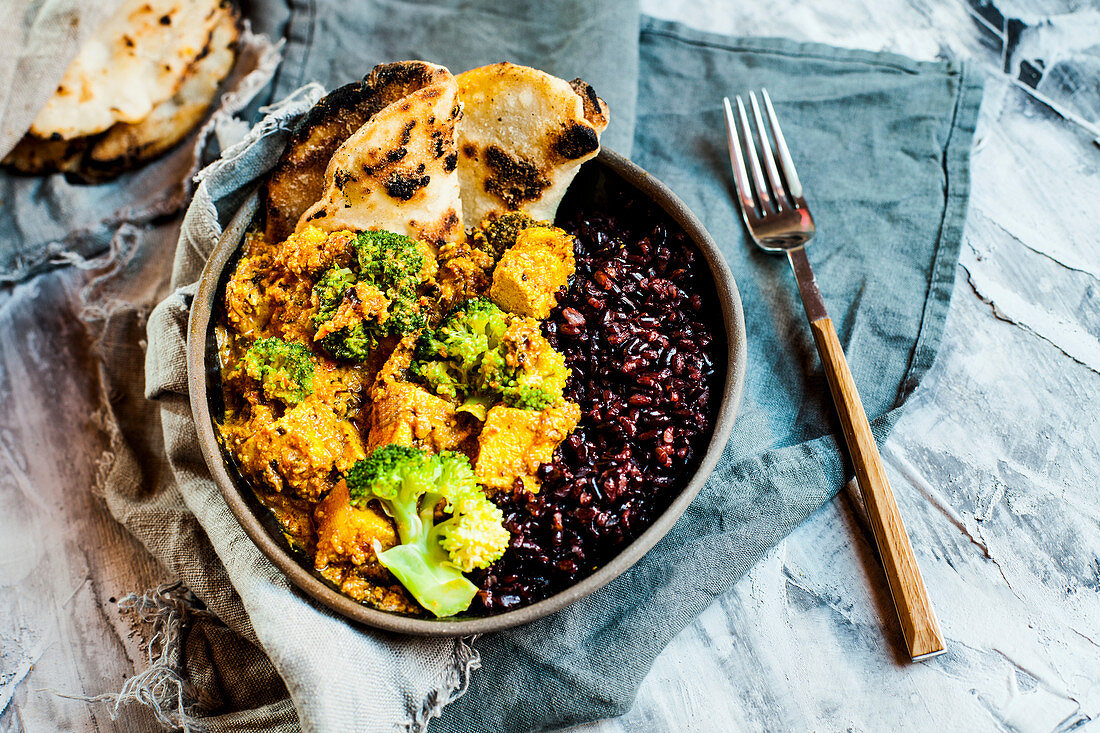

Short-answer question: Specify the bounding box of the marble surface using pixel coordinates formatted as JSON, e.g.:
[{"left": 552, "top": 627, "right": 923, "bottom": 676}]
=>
[{"left": 2, "top": 0, "right": 1099, "bottom": 731}]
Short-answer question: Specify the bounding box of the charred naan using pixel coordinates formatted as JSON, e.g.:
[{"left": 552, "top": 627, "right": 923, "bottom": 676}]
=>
[
  {"left": 3, "top": 0, "right": 238, "bottom": 180},
  {"left": 455, "top": 63, "right": 609, "bottom": 226},
  {"left": 30, "top": 0, "right": 227, "bottom": 141},
  {"left": 294, "top": 68, "right": 463, "bottom": 248},
  {"left": 85, "top": 6, "right": 238, "bottom": 176},
  {"left": 264, "top": 61, "right": 453, "bottom": 244}
]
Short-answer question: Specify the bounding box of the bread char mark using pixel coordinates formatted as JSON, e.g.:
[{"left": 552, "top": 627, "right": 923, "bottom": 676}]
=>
[{"left": 481, "top": 144, "right": 551, "bottom": 209}]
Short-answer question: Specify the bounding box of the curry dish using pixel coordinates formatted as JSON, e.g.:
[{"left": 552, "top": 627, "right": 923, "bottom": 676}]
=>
[
  {"left": 217, "top": 217, "right": 581, "bottom": 616},
  {"left": 210, "top": 59, "right": 722, "bottom": 620}
]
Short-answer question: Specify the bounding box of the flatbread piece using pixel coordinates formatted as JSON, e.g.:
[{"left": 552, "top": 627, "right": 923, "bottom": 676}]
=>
[
  {"left": 30, "top": 0, "right": 227, "bottom": 140},
  {"left": 455, "top": 62, "right": 609, "bottom": 227},
  {"left": 263, "top": 61, "right": 453, "bottom": 244},
  {"left": 294, "top": 66, "right": 463, "bottom": 249}
]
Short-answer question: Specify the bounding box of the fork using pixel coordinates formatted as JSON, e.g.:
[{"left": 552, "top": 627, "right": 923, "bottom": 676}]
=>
[{"left": 722, "top": 91, "right": 946, "bottom": 661}]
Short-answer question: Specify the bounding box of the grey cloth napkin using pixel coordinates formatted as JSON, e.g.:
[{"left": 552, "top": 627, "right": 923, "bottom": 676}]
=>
[{"left": 53, "top": 3, "right": 981, "bottom": 733}]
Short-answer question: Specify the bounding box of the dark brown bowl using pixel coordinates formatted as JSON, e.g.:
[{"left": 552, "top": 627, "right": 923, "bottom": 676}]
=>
[{"left": 187, "top": 148, "right": 747, "bottom": 635}]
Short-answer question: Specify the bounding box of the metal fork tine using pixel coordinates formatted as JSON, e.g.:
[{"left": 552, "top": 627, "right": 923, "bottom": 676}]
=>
[
  {"left": 735, "top": 95, "right": 772, "bottom": 211},
  {"left": 722, "top": 97, "right": 756, "bottom": 215},
  {"left": 760, "top": 88, "right": 803, "bottom": 200},
  {"left": 749, "top": 91, "right": 787, "bottom": 209}
]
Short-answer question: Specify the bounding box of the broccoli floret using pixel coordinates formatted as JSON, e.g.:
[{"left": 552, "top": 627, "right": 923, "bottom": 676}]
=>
[
  {"left": 383, "top": 294, "right": 429, "bottom": 336},
  {"left": 469, "top": 212, "right": 550, "bottom": 261},
  {"left": 313, "top": 267, "right": 357, "bottom": 313},
  {"left": 311, "top": 229, "right": 432, "bottom": 362},
  {"left": 438, "top": 489, "right": 510, "bottom": 572},
  {"left": 345, "top": 445, "right": 508, "bottom": 617},
  {"left": 353, "top": 229, "right": 426, "bottom": 296},
  {"left": 410, "top": 298, "right": 568, "bottom": 418},
  {"left": 241, "top": 337, "right": 314, "bottom": 406},
  {"left": 317, "top": 322, "right": 376, "bottom": 363}
]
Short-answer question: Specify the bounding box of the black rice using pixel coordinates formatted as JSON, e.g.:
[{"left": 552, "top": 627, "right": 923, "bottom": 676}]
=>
[{"left": 473, "top": 179, "right": 722, "bottom": 612}]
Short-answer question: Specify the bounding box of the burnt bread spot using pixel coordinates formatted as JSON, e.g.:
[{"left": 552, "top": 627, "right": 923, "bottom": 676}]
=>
[
  {"left": 194, "top": 38, "right": 213, "bottom": 62},
  {"left": 416, "top": 162, "right": 426, "bottom": 174},
  {"left": 552, "top": 123, "right": 599, "bottom": 161},
  {"left": 443, "top": 152, "right": 457, "bottom": 172},
  {"left": 431, "top": 130, "right": 446, "bottom": 158},
  {"left": 420, "top": 87, "right": 442, "bottom": 100},
  {"left": 401, "top": 121, "right": 415, "bottom": 145},
  {"left": 384, "top": 172, "right": 431, "bottom": 200},
  {"left": 442, "top": 208, "right": 459, "bottom": 231},
  {"left": 307, "top": 208, "right": 328, "bottom": 221},
  {"left": 570, "top": 78, "right": 601, "bottom": 113},
  {"left": 483, "top": 145, "right": 550, "bottom": 208},
  {"left": 419, "top": 208, "right": 462, "bottom": 247},
  {"left": 367, "top": 63, "right": 418, "bottom": 87},
  {"left": 461, "top": 143, "right": 478, "bottom": 158},
  {"left": 334, "top": 170, "right": 352, "bottom": 190},
  {"left": 387, "top": 147, "right": 408, "bottom": 163},
  {"left": 568, "top": 78, "right": 609, "bottom": 129},
  {"left": 366, "top": 61, "right": 439, "bottom": 93}
]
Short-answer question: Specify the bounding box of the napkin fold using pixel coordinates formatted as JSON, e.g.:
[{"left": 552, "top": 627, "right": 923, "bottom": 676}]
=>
[{"left": 62, "top": 3, "right": 980, "bottom": 732}]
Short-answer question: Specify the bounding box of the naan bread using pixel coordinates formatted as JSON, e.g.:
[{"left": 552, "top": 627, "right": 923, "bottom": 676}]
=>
[
  {"left": 86, "top": 5, "right": 239, "bottom": 176},
  {"left": 0, "top": 135, "right": 88, "bottom": 176},
  {"left": 294, "top": 68, "right": 463, "bottom": 249},
  {"left": 455, "top": 63, "right": 609, "bottom": 227},
  {"left": 2, "top": 1, "right": 237, "bottom": 180},
  {"left": 30, "top": 0, "right": 226, "bottom": 140},
  {"left": 264, "top": 61, "right": 453, "bottom": 244}
]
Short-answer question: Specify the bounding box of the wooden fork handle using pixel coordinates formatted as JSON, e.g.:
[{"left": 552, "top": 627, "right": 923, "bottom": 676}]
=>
[{"left": 809, "top": 316, "right": 946, "bottom": 661}]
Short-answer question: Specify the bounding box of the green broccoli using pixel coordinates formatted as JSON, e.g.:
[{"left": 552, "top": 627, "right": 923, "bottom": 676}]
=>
[
  {"left": 313, "top": 267, "right": 357, "bottom": 313},
  {"left": 311, "top": 230, "right": 432, "bottom": 362},
  {"left": 345, "top": 445, "right": 509, "bottom": 617},
  {"left": 410, "top": 298, "right": 568, "bottom": 418},
  {"left": 241, "top": 337, "right": 314, "bottom": 405},
  {"left": 469, "top": 212, "right": 551, "bottom": 261},
  {"left": 353, "top": 229, "right": 426, "bottom": 295}
]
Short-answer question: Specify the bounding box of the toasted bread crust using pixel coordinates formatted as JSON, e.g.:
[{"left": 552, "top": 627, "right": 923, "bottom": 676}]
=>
[
  {"left": 454, "top": 63, "right": 609, "bottom": 226},
  {"left": 568, "top": 78, "right": 610, "bottom": 132},
  {"left": 262, "top": 61, "right": 452, "bottom": 243},
  {"left": 294, "top": 65, "right": 464, "bottom": 248}
]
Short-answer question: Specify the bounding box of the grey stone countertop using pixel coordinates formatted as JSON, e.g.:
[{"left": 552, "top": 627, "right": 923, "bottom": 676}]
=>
[{"left": 2, "top": 0, "right": 1098, "bottom": 731}]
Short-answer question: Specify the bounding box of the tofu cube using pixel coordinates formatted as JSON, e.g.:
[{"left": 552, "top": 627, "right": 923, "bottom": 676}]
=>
[
  {"left": 490, "top": 226, "right": 575, "bottom": 319},
  {"left": 475, "top": 402, "right": 581, "bottom": 491}
]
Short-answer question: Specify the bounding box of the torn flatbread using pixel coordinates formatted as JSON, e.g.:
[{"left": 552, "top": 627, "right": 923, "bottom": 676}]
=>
[
  {"left": 85, "top": 4, "right": 239, "bottom": 176},
  {"left": 455, "top": 62, "right": 609, "bottom": 227},
  {"left": 294, "top": 68, "right": 463, "bottom": 249},
  {"left": 30, "top": 0, "right": 227, "bottom": 141},
  {"left": 2, "top": 1, "right": 238, "bottom": 180},
  {"left": 264, "top": 61, "right": 453, "bottom": 244}
]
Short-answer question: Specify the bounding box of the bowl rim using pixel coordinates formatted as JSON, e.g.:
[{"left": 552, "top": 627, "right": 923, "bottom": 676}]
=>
[{"left": 187, "top": 147, "right": 748, "bottom": 636}]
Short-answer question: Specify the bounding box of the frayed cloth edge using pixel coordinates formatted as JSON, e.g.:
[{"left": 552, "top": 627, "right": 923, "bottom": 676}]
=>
[
  {"left": 402, "top": 637, "right": 482, "bottom": 733},
  {"left": 46, "top": 582, "right": 218, "bottom": 732}
]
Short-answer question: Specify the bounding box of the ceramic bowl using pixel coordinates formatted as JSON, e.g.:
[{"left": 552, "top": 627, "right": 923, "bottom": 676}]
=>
[{"left": 187, "top": 148, "right": 747, "bottom": 635}]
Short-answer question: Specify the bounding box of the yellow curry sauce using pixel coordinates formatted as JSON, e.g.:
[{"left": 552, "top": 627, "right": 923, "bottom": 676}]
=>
[{"left": 216, "top": 222, "right": 578, "bottom": 614}]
